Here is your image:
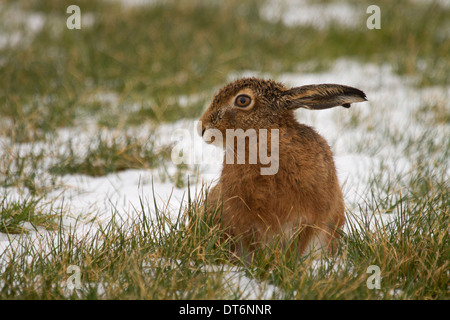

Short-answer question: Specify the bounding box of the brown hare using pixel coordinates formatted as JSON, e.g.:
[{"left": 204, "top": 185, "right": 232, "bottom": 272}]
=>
[{"left": 197, "top": 77, "right": 366, "bottom": 259}]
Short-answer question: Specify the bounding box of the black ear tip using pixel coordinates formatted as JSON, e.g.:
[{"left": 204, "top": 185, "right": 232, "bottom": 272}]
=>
[
  {"left": 351, "top": 88, "right": 368, "bottom": 104},
  {"left": 342, "top": 89, "right": 367, "bottom": 108},
  {"left": 362, "top": 92, "right": 368, "bottom": 101},
  {"left": 359, "top": 89, "right": 368, "bottom": 101}
]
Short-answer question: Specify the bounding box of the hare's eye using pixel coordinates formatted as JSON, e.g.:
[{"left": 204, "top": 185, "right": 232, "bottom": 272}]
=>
[{"left": 235, "top": 94, "right": 252, "bottom": 108}]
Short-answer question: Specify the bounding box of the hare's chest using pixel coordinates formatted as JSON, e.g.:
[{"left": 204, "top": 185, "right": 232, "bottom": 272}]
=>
[{"left": 220, "top": 167, "right": 281, "bottom": 204}]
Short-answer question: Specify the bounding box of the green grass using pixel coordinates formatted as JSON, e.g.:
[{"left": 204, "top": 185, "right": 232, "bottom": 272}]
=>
[
  {"left": 48, "top": 131, "right": 172, "bottom": 177},
  {"left": 0, "top": 194, "right": 59, "bottom": 234},
  {"left": 1, "top": 0, "right": 449, "bottom": 140},
  {"left": 0, "top": 0, "right": 448, "bottom": 300},
  {"left": 0, "top": 172, "right": 447, "bottom": 299},
  {"left": 0, "top": 141, "right": 57, "bottom": 195}
]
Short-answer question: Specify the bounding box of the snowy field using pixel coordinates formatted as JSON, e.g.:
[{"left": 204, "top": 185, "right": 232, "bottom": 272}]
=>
[
  {"left": 1, "top": 58, "right": 448, "bottom": 298},
  {"left": 3, "top": 58, "right": 448, "bottom": 229},
  {"left": 0, "top": 0, "right": 448, "bottom": 299}
]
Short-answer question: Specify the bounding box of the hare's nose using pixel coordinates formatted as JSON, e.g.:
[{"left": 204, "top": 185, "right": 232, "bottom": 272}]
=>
[{"left": 196, "top": 121, "right": 205, "bottom": 137}]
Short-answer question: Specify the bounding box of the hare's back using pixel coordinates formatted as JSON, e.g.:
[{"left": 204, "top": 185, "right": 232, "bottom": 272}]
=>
[{"left": 278, "top": 123, "right": 339, "bottom": 189}]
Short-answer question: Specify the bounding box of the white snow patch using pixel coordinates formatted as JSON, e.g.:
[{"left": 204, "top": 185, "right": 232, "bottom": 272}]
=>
[
  {"left": 260, "top": 0, "right": 363, "bottom": 29},
  {"left": 0, "top": 5, "right": 45, "bottom": 49},
  {"left": 1, "top": 56, "right": 448, "bottom": 297}
]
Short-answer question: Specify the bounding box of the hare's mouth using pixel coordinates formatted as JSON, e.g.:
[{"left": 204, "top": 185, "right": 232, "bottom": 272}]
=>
[
  {"left": 202, "top": 128, "right": 226, "bottom": 148},
  {"left": 203, "top": 129, "right": 216, "bottom": 144}
]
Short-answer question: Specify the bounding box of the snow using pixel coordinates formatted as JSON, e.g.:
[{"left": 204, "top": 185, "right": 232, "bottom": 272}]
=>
[
  {"left": 0, "top": 0, "right": 448, "bottom": 299},
  {"left": 1, "top": 58, "right": 449, "bottom": 300},
  {"left": 0, "top": 5, "right": 45, "bottom": 49},
  {"left": 261, "top": 0, "right": 450, "bottom": 30},
  {"left": 260, "top": 0, "right": 363, "bottom": 29},
  {"left": 51, "top": 170, "right": 186, "bottom": 222},
  {"left": 0, "top": 59, "right": 450, "bottom": 264}
]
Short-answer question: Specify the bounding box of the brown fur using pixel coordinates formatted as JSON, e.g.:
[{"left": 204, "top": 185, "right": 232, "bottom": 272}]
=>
[{"left": 198, "top": 78, "right": 366, "bottom": 258}]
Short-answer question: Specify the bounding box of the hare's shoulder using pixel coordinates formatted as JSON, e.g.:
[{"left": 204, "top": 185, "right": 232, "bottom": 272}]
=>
[{"left": 282, "top": 122, "right": 330, "bottom": 151}]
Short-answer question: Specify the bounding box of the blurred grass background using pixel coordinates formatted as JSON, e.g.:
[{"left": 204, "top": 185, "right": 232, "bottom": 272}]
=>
[
  {"left": 0, "top": 0, "right": 448, "bottom": 141},
  {"left": 0, "top": 0, "right": 448, "bottom": 300}
]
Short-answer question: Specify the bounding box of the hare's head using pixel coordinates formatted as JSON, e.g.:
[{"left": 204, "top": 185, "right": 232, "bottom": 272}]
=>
[{"left": 198, "top": 77, "right": 366, "bottom": 144}]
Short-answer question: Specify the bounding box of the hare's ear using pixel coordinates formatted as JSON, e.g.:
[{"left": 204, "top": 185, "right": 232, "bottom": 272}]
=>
[{"left": 283, "top": 84, "right": 367, "bottom": 110}]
